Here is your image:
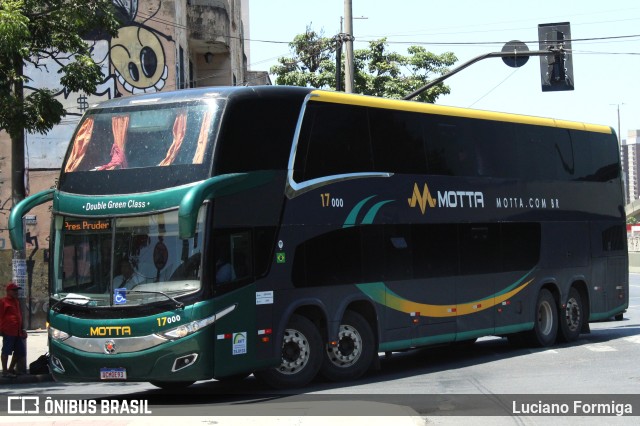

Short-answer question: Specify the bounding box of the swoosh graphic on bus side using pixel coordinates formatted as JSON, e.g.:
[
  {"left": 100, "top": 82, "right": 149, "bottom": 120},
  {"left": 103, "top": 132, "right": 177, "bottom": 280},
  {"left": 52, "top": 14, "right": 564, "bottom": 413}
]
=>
[
  {"left": 343, "top": 196, "right": 394, "bottom": 227},
  {"left": 473, "top": 267, "right": 536, "bottom": 301},
  {"left": 361, "top": 200, "right": 394, "bottom": 224},
  {"left": 344, "top": 195, "right": 377, "bottom": 228},
  {"left": 355, "top": 273, "right": 535, "bottom": 318}
]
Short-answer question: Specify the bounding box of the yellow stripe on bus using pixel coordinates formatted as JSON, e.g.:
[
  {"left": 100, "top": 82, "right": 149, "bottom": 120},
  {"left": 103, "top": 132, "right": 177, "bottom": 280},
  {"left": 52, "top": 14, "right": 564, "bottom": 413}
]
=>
[{"left": 309, "top": 90, "right": 612, "bottom": 134}]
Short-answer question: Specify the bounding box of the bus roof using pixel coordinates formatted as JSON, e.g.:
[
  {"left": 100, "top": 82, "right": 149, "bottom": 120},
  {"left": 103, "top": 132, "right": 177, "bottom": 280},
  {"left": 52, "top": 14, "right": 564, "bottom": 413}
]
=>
[
  {"left": 309, "top": 90, "right": 613, "bottom": 134},
  {"left": 87, "top": 86, "right": 612, "bottom": 135},
  {"left": 87, "top": 86, "right": 313, "bottom": 110}
]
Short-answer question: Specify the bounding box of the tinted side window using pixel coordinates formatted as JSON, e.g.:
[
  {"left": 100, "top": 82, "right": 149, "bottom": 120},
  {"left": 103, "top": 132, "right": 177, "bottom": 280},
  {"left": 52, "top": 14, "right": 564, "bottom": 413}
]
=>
[
  {"left": 501, "top": 223, "right": 541, "bottom": 271},
  {"left": 602, "top": 225, "right": 626, "bottom": 252},
  {"left": 459, "top": 224, "right": 501, "bottom": 274},
  {"left": 572, "top": 130, "right": 620, "bottom": 181},
  {"left": 292, "top": 227, "right": 363, "bottom": 287},
  {"left": 212, "top": 230, "right": 254, "bottom": 295},
  {"left": 361, "top": 225, "right": 413, "bottom": 282},
  {"left": 254, "top": 227, "right": 277, "bottom": 278},
  {"left": 216, "top": 98, "right": 300, "bottom": 174},
  {"left": 412, "top": 224, "right": 459, "bottom": 278},
  {"left": 517, "top": 125, "right": 574, "bottom": 180},
  {"left": 291, "top": 222, "right": 541, "bottom": 287},
  {"left": 424, "top": 115, "right": 479, "bottom": 177},
  {"left": 294, "top": 103, "right": 373, "bottom": 182},
  {"left": 370, "top": 109, "right": 427, "bottom": 174},
  {"left": 470, "top": 120, "right": 518, "bottom": 178},
  {"left": 592, "top": 133, "right": 621, "bottom": 181}
]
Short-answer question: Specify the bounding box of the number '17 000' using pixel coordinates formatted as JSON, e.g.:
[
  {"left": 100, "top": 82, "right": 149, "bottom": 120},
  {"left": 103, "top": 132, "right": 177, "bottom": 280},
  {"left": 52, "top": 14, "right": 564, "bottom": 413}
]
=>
[
  {"left": 157, "top": 315, "right": 181, "bottom": 326},
  {"left": 320, "top": 193, "right": 344, "bottom": 208}
]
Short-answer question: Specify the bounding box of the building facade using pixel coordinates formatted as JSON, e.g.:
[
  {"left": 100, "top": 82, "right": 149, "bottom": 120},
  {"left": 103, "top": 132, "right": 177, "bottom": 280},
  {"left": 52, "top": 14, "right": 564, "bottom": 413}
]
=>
[
  {"left": 621, "top": 130, "right": 640, "bottom": 205},
  {"left": 0, "top": 0, "right": 265, "bottom": 328}
]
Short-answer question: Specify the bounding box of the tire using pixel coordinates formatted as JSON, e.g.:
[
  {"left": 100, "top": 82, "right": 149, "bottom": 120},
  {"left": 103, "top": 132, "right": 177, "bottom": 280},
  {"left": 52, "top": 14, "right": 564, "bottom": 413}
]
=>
[
  {"left": 149, "top": 381, "right": 195, "bottom": 390},
  {"left": 320, "top": 311, "right": 375, "bottom": 382},
  {"left": 558, "top": 287, "right": 583, "bottom": 343},
  {"left": 525, "top": 288, "right": 558, "bottom": 347},
  {"left": 615, "top": 313, "right": 624, "bottom": 321},
  {"left": 254, "top": 314, "right": 323, "bottom": 389}
]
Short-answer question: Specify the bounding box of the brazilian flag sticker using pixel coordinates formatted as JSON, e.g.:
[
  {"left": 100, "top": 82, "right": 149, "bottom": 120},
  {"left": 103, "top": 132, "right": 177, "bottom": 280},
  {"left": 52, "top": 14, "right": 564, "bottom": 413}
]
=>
[{"left": 276, "top": 252, "right": 286, "bottom": 263}]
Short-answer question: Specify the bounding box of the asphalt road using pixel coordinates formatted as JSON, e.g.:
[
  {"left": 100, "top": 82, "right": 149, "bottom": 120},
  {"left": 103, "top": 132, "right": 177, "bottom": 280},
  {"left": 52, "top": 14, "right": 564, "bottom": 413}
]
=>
[{"left": 3, "top": 275, "right": 639, "bottom": 425}]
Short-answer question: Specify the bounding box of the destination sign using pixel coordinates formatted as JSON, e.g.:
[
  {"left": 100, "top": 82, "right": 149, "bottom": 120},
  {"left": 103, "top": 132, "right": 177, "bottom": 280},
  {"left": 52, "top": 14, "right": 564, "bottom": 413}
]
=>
[{"left": 64, "top": 219, "right": 111, "bottom": 232}]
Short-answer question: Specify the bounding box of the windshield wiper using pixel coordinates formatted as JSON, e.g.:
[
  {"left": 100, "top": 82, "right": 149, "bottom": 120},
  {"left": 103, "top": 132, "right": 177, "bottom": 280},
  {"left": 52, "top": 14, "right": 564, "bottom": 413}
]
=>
[
  {"left": 127, "top": 289, "right": 185, "bottom": 309},
  {"left": 51, "top": 295, "right": 98, "bottom": 311}
]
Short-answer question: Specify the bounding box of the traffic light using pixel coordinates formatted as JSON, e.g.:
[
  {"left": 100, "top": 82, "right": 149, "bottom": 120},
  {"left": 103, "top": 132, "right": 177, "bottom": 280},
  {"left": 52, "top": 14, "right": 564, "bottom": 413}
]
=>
[{"left": 538, "top": 22, "right": 574, "bottom": 92}]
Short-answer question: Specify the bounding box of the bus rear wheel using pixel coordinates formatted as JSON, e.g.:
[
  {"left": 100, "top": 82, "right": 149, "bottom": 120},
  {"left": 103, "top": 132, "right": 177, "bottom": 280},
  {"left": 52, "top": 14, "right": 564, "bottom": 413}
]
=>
[
  {"left": 526, "top": 288, "right": 558, "bottom": 347},
  {"left": 558, "top": 287, "right": 583, "bottom": 343},
  {"left": 254, "top": 314, "right": 322, "bottom": 389},
  {"left": 320, "top": 311, "right": 375, "bottom": 382}
]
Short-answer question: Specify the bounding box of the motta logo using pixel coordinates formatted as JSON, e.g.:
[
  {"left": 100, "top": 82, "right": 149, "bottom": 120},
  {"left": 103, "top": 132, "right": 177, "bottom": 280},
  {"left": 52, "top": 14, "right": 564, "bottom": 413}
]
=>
[
  {"left": 408, "top": 182, "right": 485, "bottom": 214},
  {"left": 90, "top": 326, "right": 132, "bottom": 336},
  {"left": 408, "top": 183, "right": 437, "bottom": 214}
]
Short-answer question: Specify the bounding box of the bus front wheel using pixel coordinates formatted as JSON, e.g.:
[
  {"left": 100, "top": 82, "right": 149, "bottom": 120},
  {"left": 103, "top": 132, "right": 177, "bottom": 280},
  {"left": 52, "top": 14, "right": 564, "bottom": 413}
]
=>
[
  {"left": 558, "top": 287, "right": 583, "bottom": 343},
  {"left": 254, "top": 314, "right": 323, "bottom": 389},
  {"left": 526, "top": 288, "right": 558, "bottom": 347},
  {"left": 320, "top": 311, "right": 375, "bottom": 382}
]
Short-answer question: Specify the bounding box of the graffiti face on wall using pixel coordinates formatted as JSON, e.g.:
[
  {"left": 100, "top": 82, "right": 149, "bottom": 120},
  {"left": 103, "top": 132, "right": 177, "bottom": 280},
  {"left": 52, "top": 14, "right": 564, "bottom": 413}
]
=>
[
  {"left": 25, "top": 0, "right": 175, "bottom": 104},
  {"left": 20, "top": 0, "right": 177, "bottom": 171},
  {"left": 109, "top": 0, "right": 172, "bottom": 95},
  {"left": 110, "top": 25, "right": 169, "bottom": 94}
]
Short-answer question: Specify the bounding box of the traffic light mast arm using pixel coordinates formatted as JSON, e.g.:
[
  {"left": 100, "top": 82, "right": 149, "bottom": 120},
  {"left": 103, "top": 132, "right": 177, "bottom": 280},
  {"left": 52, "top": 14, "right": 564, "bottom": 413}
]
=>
[{"left": 403, "top": 48, "right": 561, "bottom": 101}]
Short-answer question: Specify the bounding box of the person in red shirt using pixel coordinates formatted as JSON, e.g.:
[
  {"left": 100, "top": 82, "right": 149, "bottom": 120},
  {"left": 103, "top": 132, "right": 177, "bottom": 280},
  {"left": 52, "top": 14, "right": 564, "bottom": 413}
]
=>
[{"left": 0, "top": 282, "right": 27, "bottom": 378}]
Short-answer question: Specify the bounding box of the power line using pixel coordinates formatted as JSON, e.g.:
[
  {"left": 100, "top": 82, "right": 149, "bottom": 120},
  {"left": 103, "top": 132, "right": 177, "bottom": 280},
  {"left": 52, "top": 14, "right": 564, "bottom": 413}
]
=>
[
  {"left": 360, "top": 16, "right": 640, "bottom": 39},
  {"left": 468, "top": 67, "right": 521, "bottom": 108},
  {"left": 132, "top": 8, "right": 640, "bottom": 70},
  {"left": 136, "top": 9, "right": 640, "bottom": 48},
  {"left": 358, "top": 33, "right": 640, "bottom": 47}
]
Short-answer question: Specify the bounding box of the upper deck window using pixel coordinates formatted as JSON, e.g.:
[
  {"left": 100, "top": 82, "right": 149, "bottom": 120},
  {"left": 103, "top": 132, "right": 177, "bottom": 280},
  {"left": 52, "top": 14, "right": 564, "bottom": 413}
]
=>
[
  {"left": 291, "top": 99, "right": 619, "bottom": 185},
  {"left": 59, "top": 100, "right": 222, "bottom": 194}
]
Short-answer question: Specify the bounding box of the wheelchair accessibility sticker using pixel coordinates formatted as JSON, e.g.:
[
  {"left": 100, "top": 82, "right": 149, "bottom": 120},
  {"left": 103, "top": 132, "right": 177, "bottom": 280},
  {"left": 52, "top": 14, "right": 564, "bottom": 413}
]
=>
[{"left": 114, "top": 288, "right": 127, "bottom": 305}]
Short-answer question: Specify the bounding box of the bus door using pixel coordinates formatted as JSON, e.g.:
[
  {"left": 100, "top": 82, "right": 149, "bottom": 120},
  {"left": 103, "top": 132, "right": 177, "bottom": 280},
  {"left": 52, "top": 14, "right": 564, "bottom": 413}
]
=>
[{"left": 210, "top": 230, "right": 262, "bottom": 379}]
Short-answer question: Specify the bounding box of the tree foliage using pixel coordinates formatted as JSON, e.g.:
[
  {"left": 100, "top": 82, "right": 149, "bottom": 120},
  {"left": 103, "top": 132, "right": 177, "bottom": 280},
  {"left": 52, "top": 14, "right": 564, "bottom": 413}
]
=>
[
  {"left": 0, "top": 0, "right": 120, "bottom": 140},
  {"left": 271, "top": 27, "right": 458, "bottom": 103}
]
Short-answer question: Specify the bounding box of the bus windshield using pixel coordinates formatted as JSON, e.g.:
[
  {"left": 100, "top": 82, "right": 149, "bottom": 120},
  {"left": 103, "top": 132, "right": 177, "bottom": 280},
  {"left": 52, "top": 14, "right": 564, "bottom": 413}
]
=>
[
  {"left": 51, "top": 208, "right": 206, "bottom": 307},
  {"left": 59, "top": 99, "right": 222, "bottom": 194}
]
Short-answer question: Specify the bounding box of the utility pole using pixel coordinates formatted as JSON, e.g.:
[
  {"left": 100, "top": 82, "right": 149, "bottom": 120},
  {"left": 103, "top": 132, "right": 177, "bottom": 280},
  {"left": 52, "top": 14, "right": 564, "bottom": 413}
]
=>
[
  {"left": 10, "top": 54, "right": 27, "bottom": 363},
  {"left": 613, "top": 103, "right": 624, "bottom": 146},
  {"left": 344, "top": 0, "right": 354, "bottom": 93}
]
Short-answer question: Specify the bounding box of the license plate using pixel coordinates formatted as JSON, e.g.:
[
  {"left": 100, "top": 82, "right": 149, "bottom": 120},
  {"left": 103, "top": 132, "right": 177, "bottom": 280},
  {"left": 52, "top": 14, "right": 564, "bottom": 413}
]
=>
[{"left": 100, "top": 368, "right": 127, "bottom": 380}]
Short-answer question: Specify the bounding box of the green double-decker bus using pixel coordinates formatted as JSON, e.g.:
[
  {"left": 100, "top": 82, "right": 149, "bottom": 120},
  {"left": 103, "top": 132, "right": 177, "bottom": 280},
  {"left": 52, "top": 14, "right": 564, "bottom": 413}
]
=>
[{"left": 10, "top": 86, "right": 628, "bottom": 389}]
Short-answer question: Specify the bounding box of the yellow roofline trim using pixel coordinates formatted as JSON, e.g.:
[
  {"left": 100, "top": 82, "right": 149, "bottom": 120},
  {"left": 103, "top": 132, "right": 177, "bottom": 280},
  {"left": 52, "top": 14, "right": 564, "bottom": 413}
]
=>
[{"left": 309, "top": 90, "right": 612, "bottom": 134}]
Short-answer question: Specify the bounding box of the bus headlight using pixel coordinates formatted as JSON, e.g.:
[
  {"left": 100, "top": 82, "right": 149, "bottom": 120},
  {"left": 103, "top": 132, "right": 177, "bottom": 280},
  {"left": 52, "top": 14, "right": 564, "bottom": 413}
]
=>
[
  {"left": 157, "top": 304, "right": 237, "bottom": 340},
  {"left": 159, "top": 314, "right": 215, "bottom": 340},
  {"left": 49, "top": 326, "right": 70, "bottom": 341}
]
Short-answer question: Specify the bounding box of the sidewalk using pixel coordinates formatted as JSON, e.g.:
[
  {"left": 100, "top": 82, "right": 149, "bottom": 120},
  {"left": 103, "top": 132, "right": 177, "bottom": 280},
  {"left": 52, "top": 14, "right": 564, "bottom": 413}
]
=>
[{"left": 0, "top": 329, "right": 53, "bottom": 384}]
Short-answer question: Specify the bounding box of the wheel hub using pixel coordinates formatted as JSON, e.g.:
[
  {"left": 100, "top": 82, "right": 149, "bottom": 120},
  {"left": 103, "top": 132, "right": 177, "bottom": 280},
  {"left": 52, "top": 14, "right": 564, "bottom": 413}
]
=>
[
  {"left": 538, "top": 300, "right": 554, "bottom": 336},
  {"left": 565, "top": 297, "right": 581, "bottom": 331},
  {"left": 327, "top": 324, "right": 362, "bottom": 367},
  {"left": 279, "top": 329, "right": 309, "bottom": 375}
]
